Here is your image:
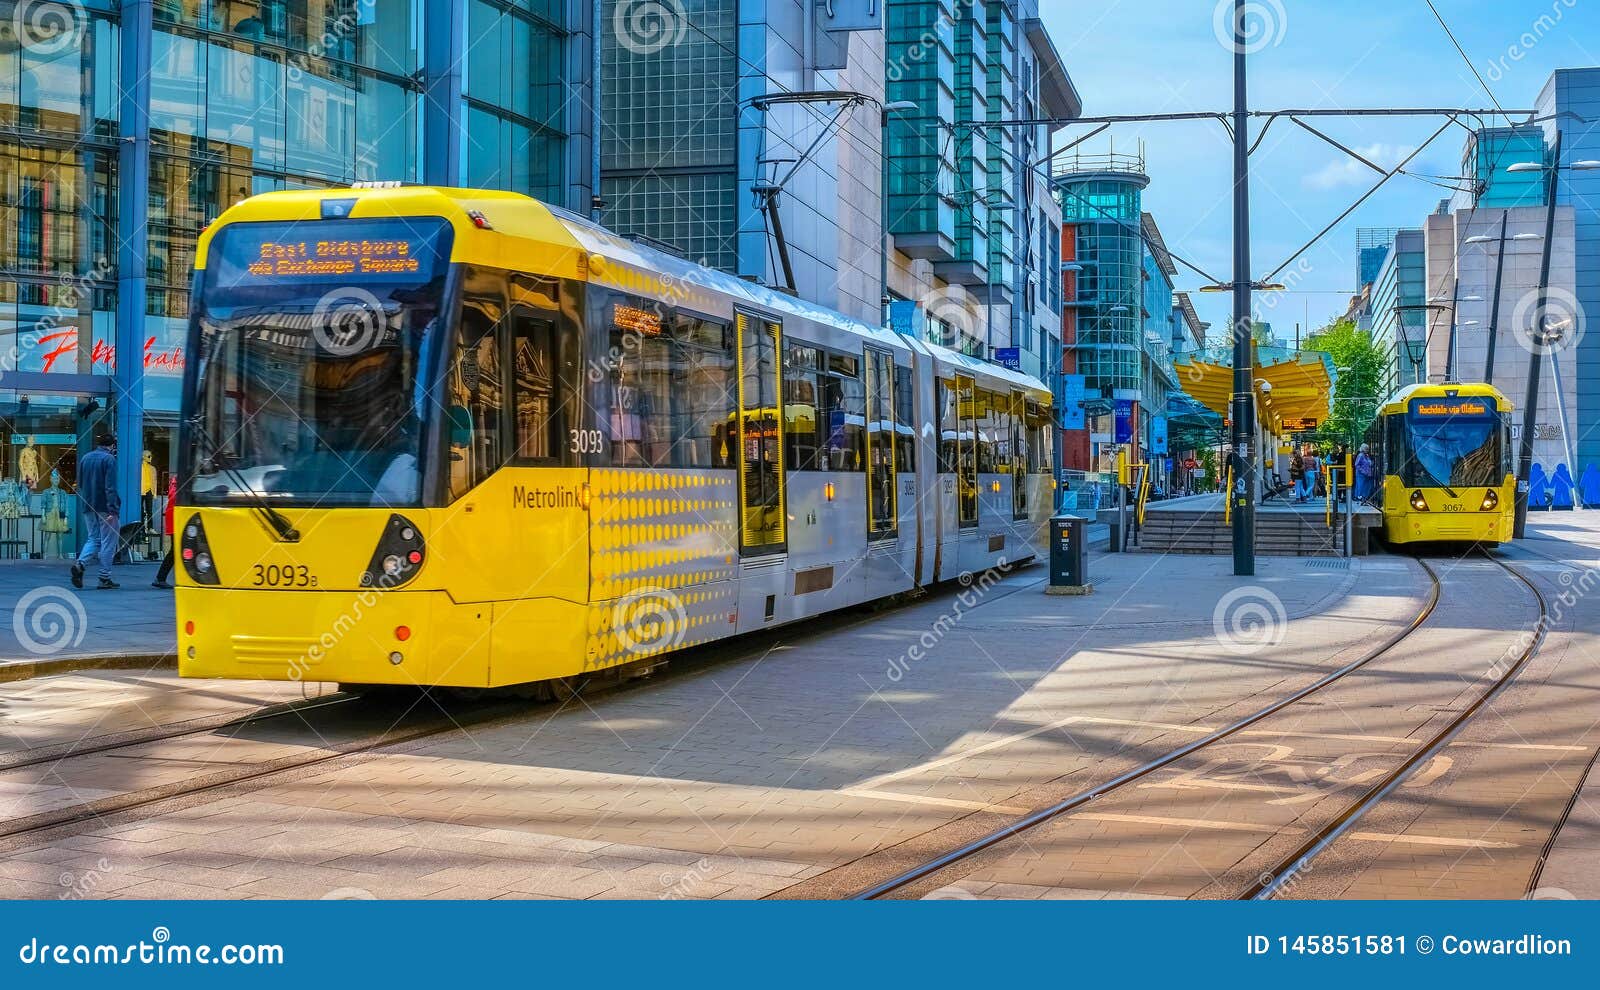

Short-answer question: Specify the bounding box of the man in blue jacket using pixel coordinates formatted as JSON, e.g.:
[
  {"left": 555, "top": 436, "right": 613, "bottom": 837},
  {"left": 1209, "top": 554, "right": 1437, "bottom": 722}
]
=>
[{"left": 71, "top": 433, "right": 122, "bottom": 590}]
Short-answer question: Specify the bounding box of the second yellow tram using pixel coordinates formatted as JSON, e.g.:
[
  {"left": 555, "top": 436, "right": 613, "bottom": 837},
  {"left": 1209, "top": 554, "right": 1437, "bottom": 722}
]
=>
[{"left": 1370, "top": 383, "right": 1516, "bottom": 546}]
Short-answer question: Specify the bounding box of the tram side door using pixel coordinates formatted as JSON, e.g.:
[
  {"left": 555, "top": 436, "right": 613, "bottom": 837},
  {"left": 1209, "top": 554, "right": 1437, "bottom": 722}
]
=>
[
  {"left": 735, "top": 312, "right": 786, "bottom": 555},
  {"left": 865, "top": 346, "right": 897, "bottom": 540},
  {"left": 956, "top": 374, "right": 979, "bottom": 528}
]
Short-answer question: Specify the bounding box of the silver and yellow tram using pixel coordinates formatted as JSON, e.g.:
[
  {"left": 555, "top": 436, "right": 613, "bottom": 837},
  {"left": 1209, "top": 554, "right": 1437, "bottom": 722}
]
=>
[{"left": 174, "top": 186, "right": 1055, "bottom": 689}]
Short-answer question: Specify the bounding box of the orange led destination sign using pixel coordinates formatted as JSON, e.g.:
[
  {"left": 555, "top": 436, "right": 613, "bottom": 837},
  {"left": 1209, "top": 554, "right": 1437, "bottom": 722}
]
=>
[
  {"left": 613, "top": 303, "right": 663, "bottom": 336},
  {"left": 1413, "top": 400, "right": 1490, "bottom": 417},
  {"left": 247, "top": 238, "right": 421, "bottom": 278}
]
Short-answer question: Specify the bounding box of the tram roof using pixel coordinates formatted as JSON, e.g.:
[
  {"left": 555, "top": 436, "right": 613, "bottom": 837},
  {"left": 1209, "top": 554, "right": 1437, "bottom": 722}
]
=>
[
  {"left": 195, "top": 185, "right": 1050, "bottom": 402},
  {"left": 1378, "top": 382, "right": 1511, "bottom": 415}
]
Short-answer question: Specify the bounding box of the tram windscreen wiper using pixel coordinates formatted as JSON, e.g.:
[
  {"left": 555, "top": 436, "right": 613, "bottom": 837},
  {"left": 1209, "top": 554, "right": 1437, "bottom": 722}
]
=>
[{"left": 189, "top": 422, "right": 301, "bottom": 543}]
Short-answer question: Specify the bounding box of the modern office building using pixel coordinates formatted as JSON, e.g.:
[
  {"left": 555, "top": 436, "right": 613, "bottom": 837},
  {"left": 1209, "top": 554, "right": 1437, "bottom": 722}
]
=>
[
  {"left": 1535, "top": 68, "right": 1600, "bottom": 474},
  {"left": 1054, "top": 148, "right": 1168, "bottom": 472},
  {"left": 0, "top": 0, "right": 597, "bottom": 556},
  {"left": 1421, "top": 203, "right": 1574, "bottom": 472},
  {"left": 1368, "top": 227, "right": 1427, "bottom": 392}
]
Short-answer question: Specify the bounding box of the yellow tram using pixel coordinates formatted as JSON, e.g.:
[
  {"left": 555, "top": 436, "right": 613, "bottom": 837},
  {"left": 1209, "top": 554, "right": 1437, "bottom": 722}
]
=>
[
  {"left": 173, "top": 186, "right": 1055, "bottom": 690},
  {"left": 1371, "top": 382, "right": 1515, "bottom": 546}
]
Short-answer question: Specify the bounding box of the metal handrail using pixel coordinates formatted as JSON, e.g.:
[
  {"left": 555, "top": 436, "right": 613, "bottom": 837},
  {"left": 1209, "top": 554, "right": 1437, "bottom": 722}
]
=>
[{"left": 1136, "top": 462, "right": 1153, "bottom": 527}]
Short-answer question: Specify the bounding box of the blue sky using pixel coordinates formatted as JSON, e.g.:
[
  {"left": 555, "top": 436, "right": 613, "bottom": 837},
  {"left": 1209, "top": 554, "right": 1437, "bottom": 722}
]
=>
[{"left": 1039, "top": 0, "right": 1600, "bottom": 343}]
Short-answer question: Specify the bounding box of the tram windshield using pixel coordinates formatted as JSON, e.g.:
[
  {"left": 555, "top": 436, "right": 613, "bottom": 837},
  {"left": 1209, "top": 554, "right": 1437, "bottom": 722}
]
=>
[
  {"left": 1400, "top": 398, "right": 1505, "bottom": 489},
  {"left": 186, "top": 218, "right": 454, "bottom": 507}
]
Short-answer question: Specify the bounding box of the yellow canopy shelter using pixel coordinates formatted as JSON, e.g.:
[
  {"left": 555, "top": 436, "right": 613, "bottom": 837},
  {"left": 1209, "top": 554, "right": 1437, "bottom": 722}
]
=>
[{"left": 1172, "top": 345, "right": 1335, "bottom": 439}]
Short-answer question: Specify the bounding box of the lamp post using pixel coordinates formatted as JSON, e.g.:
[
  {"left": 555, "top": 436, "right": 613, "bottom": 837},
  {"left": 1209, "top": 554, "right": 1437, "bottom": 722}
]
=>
[
  {"left": 1229, "top": 0, "right": 1254, "bottom": 576},
  {"left": 1465, "top": 223, "right": 1545, "bottom": 385},
  {"left": 1508, "top": 134, "right": 1600, "bottom": 538}
]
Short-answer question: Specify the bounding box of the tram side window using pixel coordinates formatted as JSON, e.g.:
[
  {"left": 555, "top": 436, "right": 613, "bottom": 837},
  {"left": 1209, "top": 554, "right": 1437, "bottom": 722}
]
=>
[
  {"left": 866, "top": 348, "right": 896, "bottom": 535},
  {"left": 448, "top": 305, "right": 504, "bottom": 501},
  {"left": 675, "top": 314, "right": 734, "bottom": 469},
  {"left": 510, "top": 313, "right": 568, "bottom": 462},
  {"left": 782, "top": 343, "right": 864, "bottom": 472},
  {"left": 1026, "top": 401, "right": 1053, "bottom": 474},
  {"left": 784, "top": 342, "right": 822, "bottom": 472},
  {"left": 603, "top": 298, "right": 674, "bottom": 468},
  {"left": 974, "top": 388, "right": 1001, "bottom": 474},
  {"left": 894, "top": 364, "right": 916, "bottom": 473},
  {"left": 938, "top": 379, "right": 957, "bottom": 473}
]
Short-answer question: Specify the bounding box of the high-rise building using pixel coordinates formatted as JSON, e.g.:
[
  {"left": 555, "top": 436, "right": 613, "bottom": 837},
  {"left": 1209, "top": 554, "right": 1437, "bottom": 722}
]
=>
[
  {"left": 1535, "top": 68, "right": 1600, "bottom": 473},
  {"left": 1421, "top": 204, "right": 1574, "bottom": 472},
  {"left": 0, "top": 0, "right": 597, "bottom": 551},
  {"left": 1368, "top": 228, "right": 1427, "bottom": 392}
]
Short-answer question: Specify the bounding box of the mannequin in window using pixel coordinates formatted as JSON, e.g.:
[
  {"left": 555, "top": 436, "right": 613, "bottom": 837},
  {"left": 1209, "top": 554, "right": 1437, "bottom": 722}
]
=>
[
  {"left": 40, "top": 469, "right": 71, "bottom": 559},
  {"left": 18, "top": 436, "right": 41, "bottom": 489},
  {"left": 141, "top": 450, "right": 157, "bottom": 531}
]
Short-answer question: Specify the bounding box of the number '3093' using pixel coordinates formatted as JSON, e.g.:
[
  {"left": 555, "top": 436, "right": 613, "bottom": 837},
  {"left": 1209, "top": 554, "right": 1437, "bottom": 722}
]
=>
[{"left": 252, "top": 564, "right": 317, "bottom": 587}]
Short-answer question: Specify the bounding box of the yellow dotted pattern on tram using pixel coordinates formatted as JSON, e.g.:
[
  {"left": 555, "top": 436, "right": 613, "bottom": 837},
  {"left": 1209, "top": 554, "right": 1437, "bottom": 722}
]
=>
[
  {"left": 586, "top": 254, "right": 719, "bottom": 314},
  {"left": 585, "top": 469, "right": 740, "bottom": 670}
]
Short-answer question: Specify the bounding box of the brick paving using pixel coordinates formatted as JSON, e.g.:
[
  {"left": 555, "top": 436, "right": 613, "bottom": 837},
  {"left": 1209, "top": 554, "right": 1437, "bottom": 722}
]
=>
[{"left": 0, "top": 548, "right": 1439, "bottom": 900}]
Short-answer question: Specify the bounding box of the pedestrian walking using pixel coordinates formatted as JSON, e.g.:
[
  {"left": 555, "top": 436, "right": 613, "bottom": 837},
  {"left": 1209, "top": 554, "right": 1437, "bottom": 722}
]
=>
[
  {"left": 1289, "top": 448, "right": 1306, "bottom": 502},
  {"left": 152, "top": 475, "right": 177, "bottom": 589},
  {"left": 1304, "top": 446, "right": 1323, "bottom": 501},
  {"left": 1354, "top": 443, "right": 1377, "bottom": 503},
  {"left": 71, "top": 432, "right": 122, "bottom": 590}
]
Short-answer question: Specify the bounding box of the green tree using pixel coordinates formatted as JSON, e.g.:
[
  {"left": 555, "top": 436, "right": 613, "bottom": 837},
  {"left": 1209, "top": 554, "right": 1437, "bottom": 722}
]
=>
[{"left": 1303, "top": 317, "right": 1386, "bottom": 448}]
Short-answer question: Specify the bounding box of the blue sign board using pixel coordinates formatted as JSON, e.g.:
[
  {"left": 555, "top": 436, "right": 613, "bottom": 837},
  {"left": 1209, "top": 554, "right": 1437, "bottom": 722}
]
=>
[
  {"left": 1113, "top": 398, "right": 1135, "bottom": 444},
  {"left": 888, "top": 300, "right": 922, "bottom": 338},
  {"left": 995, "top": 347, "right": 1020, "bottom": 371},
  {"left": 1151, "top": 415, "right": 1169, "bottom": 455},
  {"left": 1060, "top": 374, "right": 1086, "bottom": 430}
]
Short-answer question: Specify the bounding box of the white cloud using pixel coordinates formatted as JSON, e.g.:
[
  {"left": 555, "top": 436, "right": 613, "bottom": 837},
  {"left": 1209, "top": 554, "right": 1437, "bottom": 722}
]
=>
[{"left": 1302, "top": 143, "right": 1411, "bottom": 190}]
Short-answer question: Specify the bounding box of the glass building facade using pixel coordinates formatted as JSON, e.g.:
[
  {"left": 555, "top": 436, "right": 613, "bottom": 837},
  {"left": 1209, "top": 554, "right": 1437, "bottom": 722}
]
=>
[
  {"left": 1054, "top": 164, "right": 1147, "bottom": 399},
  {"left": 599, "top": 0, "right": 738, "bottom": 269},
  {"left": 0, "top": 0, "right": 588, "bottom": 559},
  {"left": 1368, "top": 228, "right": 1427, "bottom": 391}
]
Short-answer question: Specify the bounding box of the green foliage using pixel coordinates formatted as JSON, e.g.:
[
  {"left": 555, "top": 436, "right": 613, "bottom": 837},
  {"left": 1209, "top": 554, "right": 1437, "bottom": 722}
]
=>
[{"left": 1303, "top": 317, "right": 1385, "bottom": 446}]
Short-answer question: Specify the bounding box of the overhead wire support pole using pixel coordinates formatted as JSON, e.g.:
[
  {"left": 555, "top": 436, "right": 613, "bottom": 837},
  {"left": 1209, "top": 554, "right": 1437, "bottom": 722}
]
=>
[
  {"left": 1229, "top": 0, "right": 1255, "bottom": 577},
  {"left": 1514, "top": 129, "right": 1562, "bottom": 540}
]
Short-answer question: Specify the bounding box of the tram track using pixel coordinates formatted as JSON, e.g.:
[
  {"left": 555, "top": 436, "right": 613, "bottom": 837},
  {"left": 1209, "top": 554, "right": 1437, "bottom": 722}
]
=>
[
  {"left": 0, "top": 695, "right": 532, "bottom": 851},
  {"left": 1244, "top": 555, "right": 1549, "bottom": 898},
  {"left": 0, "top": 691, "right": 357, "bottom": 773},
  {"left": 851, "top": 554, "right": 1552, "bottom": 900},
  {"left": 0, "top": 563, "right": 1053, "bottom": 853}
]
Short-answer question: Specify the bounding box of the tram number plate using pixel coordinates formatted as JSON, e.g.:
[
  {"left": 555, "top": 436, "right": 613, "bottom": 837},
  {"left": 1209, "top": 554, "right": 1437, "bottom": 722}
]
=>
[
  {"left": 1441, "top": 503, "right": 1465, "bottom": 513},
  {"left": 251, "top": 564, "right": 318, "bottom": 588}
]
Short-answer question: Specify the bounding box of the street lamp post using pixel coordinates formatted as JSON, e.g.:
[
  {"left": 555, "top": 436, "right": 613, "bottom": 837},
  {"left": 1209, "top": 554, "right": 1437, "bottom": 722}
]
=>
[
  {"left": 1468, "top": 216, "right": 1509, "bottom": 386},
  {"left": 1229, "top": 0, "right": 1254, "bottom": 577}
]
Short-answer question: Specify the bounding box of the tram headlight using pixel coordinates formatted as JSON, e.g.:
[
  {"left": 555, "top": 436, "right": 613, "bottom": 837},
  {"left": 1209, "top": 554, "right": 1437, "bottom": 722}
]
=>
[
  {"left": 363, "top": 514, "right": 426, "bottom": 589},
  {"left": 1409, "top": 490, "right": 1430, "bottom": 512},
  {"left": 1480, "top": 489, "right": 1500, "bottom": 511}
]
